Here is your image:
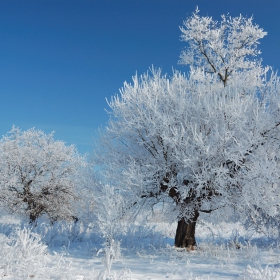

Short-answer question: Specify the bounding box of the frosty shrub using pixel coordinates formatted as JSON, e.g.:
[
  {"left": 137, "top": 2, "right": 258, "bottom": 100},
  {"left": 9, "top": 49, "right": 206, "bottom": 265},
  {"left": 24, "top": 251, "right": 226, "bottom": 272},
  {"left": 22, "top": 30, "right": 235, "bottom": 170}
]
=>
[
  {"left": 242, "top": 265, "right": 280, "bottom": 280},
  {"left": 95, "top": 183, "right": 127, "bottom": 279},
  {"left": 0, "top": 227, "right": 50, "bottom": 279},
  {"left": 30, "top": 219, "right": 86, "bottom": 247}
]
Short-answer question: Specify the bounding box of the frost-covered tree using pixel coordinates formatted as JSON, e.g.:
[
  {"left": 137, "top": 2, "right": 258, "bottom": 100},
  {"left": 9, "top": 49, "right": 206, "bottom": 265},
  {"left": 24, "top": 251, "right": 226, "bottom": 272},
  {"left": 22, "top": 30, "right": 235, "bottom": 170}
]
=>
[
  {"left": 96, "top": 69, "right": 280, "bottom": 247},
  {"left": 0, "top": 127, "right": 86, "bottom": 224},
  {"left": 179, "top": 8, "right": 267, "bottom": 87},
  {"left": 95, "top": 11, "right": 280, "bottom": 248}
]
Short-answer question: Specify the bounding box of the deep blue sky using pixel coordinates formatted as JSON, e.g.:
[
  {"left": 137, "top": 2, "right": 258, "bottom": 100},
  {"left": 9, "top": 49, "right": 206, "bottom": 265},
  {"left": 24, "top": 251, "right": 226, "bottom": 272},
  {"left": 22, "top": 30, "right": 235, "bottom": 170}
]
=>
[{"left": 0, "top": 0, "right": 279, "bottom": 154}]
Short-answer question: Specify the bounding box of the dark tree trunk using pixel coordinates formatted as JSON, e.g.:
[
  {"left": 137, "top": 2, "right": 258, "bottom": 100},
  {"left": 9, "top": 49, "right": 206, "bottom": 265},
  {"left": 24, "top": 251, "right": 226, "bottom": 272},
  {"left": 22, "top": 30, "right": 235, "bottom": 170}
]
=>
[
  {"left": 29, "top": 212, "right": 38, "bottom": 225},
  {"left": 28, "top": 203, "right": 43, "bottom": 225},
  {"left": 174, "top": 210, "right": 199, "bottom": 248}
]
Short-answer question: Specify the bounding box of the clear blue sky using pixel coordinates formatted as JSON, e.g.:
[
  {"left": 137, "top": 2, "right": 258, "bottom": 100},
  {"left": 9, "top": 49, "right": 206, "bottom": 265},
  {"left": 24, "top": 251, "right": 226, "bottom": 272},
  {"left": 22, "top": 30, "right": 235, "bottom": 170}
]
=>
[{"left": 0, "top": 0, "right": 279, "bottom": 154}]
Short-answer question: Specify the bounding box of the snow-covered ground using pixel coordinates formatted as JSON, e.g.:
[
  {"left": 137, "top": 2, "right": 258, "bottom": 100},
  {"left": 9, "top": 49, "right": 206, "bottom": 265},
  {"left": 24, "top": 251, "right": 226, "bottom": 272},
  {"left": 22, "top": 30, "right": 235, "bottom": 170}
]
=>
[
  {"left": 45, "top": 242, "right": 280, "bottom": 279},
  {"left": 0, "top": 215, "right": 280, "bottom": 280}
]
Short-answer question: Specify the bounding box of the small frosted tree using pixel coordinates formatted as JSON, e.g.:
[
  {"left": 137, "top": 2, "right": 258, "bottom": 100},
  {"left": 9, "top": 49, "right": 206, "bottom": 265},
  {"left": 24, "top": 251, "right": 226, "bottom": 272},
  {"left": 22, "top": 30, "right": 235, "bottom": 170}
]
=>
[
  {"left": 95, "top": 11, "right": 280, "bottom": 248},
  {"left": 0, "top": 127, "right": 86, "bottom": 224},
  {"left": 179, "top": 7, "right": 267, "bottom": 87},
  {"left": 95, "top": 183, "right": 126, "bottom": 279}
]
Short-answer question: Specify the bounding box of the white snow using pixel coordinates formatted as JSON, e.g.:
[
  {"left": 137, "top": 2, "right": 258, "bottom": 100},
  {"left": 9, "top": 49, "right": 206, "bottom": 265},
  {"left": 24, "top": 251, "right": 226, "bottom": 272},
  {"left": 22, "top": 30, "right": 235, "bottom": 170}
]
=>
[{"left": 0, "top": 215, "right": 279, "bottom": 280}]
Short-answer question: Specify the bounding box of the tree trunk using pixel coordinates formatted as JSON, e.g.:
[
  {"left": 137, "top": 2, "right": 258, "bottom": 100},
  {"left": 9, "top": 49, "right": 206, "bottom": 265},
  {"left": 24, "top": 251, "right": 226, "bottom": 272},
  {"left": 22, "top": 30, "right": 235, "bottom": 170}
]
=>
[
  {"left": 174, "top": 210, "right": 199, "bottom": 248},
  {"left": 29, "top": 212, "right": 38, "bottom": 224}
]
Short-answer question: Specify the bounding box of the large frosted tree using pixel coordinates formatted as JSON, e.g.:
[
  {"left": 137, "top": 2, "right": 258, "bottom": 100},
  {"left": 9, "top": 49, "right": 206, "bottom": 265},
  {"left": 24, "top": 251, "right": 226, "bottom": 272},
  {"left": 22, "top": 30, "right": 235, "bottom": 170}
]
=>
[
  {"left": 95, "top": 11, "right": 280, "bottom": 248},
  {"left": 0, "top": 127, "right": 86, "bottom": 223}
]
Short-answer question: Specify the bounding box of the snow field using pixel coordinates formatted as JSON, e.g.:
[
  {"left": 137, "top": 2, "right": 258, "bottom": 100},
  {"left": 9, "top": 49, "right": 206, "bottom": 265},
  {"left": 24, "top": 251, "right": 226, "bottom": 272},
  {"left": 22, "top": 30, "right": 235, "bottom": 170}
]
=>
[{"left": 0, "top": 216, "right": 280, "bottom": 279}]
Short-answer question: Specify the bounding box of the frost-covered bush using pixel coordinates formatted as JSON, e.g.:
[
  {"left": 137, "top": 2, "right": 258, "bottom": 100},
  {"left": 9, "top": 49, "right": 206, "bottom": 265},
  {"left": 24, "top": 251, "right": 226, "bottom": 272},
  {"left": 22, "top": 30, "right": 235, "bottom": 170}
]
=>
[
  {"left": 31, "top": 219, "right": 84, "bottom": 246},
  {"left": 94, "top": 183, "right": 127, "bottom": 279},
  {"left": 120, "top": 223, "right": 171, "bottom": 253},
  {"left": 0, "top": 227, "right": 50, "bottom": 279},
  {"left": 242, "top": 265, "right": 280, "bottom": 280},
  {"left": 20, "top": 217, "right": 102, "bottom": 249}
]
